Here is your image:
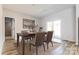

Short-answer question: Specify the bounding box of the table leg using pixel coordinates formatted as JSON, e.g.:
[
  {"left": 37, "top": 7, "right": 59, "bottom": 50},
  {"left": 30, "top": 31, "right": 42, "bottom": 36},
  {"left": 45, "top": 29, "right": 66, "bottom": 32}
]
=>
[
  {"left": 17, "top": 34, "right": 19, "bottom": 47},
  {"left": 22, "top": 36, "right": 25, "bottom": 55}
]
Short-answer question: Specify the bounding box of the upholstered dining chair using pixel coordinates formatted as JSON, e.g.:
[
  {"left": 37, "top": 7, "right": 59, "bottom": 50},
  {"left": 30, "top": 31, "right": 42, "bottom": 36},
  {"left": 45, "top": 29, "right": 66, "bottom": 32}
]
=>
[
  {"left": 43, "top": 31, "right": 53, "bottom": 49},
  {"left": 21, "top": 31, "right": 31, "bottom": 42},
  {"left": 29, "top": 32, "right": 45, "bottom": 55}
]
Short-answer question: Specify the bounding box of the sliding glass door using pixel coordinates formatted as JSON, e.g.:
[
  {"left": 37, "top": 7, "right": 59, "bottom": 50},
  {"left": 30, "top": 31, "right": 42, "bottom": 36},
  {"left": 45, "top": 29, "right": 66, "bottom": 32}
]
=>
[{"left": 53, "top": 20, "right": 61, "bottom": 39}]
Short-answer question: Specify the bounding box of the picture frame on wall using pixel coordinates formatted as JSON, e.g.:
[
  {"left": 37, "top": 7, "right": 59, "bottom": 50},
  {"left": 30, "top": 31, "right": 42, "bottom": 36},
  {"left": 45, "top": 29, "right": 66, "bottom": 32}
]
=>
[{"left": 23, "top": 18, "right": 35, "bottom": 29}]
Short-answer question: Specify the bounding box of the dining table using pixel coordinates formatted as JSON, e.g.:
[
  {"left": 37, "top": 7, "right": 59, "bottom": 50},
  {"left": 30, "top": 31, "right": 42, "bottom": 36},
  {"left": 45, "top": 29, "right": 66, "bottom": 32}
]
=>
[
  {"left": 17, "top": 32, "right": 47, "bottom": 55},
  {"left": 17, "top": 32, "right": 36, "bottom": 55}
]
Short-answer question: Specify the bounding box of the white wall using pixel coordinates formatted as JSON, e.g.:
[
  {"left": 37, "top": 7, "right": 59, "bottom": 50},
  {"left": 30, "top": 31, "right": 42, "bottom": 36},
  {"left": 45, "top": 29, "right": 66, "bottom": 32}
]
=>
[
  {"left": 39, "top": 7, "right": 76, "bottom": 42},
  {"left": 76, "top": 4, "right": 79, "bottom": 45},
  {"left": 0, "top": 5, "right": 4, "bottom": 54},
  {"left": 3, "top": 8, "right": 37, "bottom": 41}
]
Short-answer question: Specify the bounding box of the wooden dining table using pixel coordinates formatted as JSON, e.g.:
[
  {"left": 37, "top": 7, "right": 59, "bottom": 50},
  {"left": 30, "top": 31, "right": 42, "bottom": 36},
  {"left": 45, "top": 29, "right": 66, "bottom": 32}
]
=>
[
  {"left": 17, "top": 32, "right": 47, "bottom": 55},
  {"left": 17, "top": 32, "right": 36, "bottom": 55}
]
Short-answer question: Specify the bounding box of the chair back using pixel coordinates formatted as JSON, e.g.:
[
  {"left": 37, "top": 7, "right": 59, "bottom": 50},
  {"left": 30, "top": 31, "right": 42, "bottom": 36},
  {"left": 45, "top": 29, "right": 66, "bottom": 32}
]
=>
[
  {"left": 21, "top": 30, "right": 28, "bottom": 36},
  {"left": 47, "top": 31, "right": 53, "bottom": 42},
  {"left": 35, "top": 32, "right": 45, "bottom": 46}
]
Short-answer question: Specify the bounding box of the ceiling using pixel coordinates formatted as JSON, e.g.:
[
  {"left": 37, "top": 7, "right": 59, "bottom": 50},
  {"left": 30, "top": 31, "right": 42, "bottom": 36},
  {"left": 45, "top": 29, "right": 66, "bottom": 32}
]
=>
[{"left": 3, "top": 4, "right": 75, "bottom": 18}]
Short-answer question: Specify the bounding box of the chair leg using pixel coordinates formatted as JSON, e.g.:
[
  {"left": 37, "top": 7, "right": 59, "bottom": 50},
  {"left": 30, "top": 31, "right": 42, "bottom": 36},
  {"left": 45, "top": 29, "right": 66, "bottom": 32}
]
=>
[
  {"left": 36, "top": 46, "right": 38, "bottom": 55},
  {"left": 43, "top": 43, "right": 45, "bottom": 52},
  {"left": 26, "top": 39, "right": 28, "bottom": 43},
  {"left": 51, "top": 41, "right": 53, "bottom": 47},
  {"left": 29, "top": 44, "right": 31, "bottom": 51},
  {"left": 30, "top": 38, "right": 31, "bottom": 41},
  {"left": 47, "top": 43, "right": 49, "bottom": 49}
]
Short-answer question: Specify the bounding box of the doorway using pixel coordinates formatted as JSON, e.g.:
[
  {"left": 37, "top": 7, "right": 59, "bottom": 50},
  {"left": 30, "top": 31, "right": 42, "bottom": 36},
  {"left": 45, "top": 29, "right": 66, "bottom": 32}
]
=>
[{"left": 5, "top": 17, "right": 15, "bottom": 39}]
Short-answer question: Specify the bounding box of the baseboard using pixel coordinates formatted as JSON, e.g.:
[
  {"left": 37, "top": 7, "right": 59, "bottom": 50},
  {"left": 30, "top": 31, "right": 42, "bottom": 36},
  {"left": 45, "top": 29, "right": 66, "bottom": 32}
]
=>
[{"left": 62, "top": 39, "right": 75, "bottom": 42}]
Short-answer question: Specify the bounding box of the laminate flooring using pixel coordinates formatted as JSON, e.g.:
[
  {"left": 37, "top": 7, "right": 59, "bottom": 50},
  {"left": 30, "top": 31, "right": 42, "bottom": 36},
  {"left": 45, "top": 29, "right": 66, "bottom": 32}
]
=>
[{"left": 2, "top": 39, "right": 79, "bottom": 55}]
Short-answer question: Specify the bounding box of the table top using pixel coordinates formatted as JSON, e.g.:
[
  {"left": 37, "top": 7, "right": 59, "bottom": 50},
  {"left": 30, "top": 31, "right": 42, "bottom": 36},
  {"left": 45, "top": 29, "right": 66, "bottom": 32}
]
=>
[
  {"left": 17, "top": 32, "right": 47, "bottom": 36},
  {"left": 17, "top": 32, "right": 35, "bottom": 36}
]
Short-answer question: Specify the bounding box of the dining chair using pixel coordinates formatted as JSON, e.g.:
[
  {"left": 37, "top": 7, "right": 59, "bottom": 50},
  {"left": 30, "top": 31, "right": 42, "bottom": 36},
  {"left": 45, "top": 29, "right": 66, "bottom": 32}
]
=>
[
  {"left": 21, "top": 31, "right": 31, "bottom": 42},
  {"left": 29, "top": 32, "right": 45, "bottom": 55},
  {"left": 43, "top": 31, "right": 53, "bottom": 49}
]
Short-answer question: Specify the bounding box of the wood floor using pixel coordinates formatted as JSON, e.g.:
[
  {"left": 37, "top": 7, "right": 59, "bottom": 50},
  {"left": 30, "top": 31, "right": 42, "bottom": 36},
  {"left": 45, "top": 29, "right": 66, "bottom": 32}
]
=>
[{"left": 2, "top": 39, "right": 79, "bottom": 55}]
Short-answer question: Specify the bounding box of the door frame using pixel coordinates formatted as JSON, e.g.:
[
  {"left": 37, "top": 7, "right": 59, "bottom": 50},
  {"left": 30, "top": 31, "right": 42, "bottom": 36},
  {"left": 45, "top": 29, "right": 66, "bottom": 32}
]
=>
[{"left": 4, "top": 17, "right": 15, "bottom": 39}]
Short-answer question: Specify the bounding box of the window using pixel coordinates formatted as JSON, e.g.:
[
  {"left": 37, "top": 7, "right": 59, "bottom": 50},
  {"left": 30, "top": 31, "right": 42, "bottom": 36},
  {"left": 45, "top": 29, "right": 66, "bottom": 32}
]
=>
[
  {"left": 47, "top": 21, "right": 53, "bottom": 31},
  {"left": 53, "top": 20, "right": 61, "bottom": 39}
]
